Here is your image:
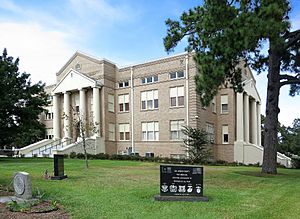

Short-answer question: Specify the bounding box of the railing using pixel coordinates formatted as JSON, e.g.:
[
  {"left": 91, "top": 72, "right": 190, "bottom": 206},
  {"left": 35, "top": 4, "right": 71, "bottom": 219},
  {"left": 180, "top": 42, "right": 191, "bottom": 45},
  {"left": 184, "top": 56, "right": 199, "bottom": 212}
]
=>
[{"left": 30, "top": 138, "right": 74, "bottom": 157}]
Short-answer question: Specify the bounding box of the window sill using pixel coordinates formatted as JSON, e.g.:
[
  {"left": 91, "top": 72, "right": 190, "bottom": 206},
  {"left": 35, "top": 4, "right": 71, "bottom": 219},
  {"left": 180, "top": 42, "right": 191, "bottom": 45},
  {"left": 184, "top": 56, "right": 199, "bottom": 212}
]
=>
[
  {"left": 170, "top": 105, "right": 185, "bottom": 109},
  {"left": 141, "top": 108, "right": 159, "bottom": 112},
  {"left": 221, "top": 112, "right": 229, "bottom": 115},
  {"left": 118, "top": 111, "right": 130, "bottom": 114}
]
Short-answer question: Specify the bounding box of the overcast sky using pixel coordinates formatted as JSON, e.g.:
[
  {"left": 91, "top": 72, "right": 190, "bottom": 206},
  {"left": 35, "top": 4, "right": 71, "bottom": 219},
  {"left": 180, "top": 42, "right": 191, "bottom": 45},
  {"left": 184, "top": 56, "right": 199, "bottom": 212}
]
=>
[{"left": 0, "top": 0, "right": 299, "bottom": 127}]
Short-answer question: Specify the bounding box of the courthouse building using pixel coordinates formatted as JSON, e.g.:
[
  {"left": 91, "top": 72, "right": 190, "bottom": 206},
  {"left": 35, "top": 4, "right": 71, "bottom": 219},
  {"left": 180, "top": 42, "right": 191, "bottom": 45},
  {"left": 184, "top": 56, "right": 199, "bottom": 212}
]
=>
[{"left": 19, "top": 51, "right": 291, "bottom": 166}]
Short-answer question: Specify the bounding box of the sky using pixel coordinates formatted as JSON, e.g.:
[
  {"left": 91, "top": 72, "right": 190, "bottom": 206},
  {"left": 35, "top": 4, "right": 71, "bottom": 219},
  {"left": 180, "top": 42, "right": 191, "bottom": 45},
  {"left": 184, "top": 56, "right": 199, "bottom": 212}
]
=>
[{"left": 0, "top": 0, "right": 299, "bottom": 127}]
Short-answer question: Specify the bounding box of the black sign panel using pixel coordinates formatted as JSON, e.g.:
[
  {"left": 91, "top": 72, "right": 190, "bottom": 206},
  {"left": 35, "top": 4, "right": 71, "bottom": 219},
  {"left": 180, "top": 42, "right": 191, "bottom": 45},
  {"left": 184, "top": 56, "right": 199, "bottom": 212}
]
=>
[
  {"left": 160, "top": 164, "right": 203, "bottom": 197},
  {"left": 54, "top": 154, "right": 64, "bottom": 177}
]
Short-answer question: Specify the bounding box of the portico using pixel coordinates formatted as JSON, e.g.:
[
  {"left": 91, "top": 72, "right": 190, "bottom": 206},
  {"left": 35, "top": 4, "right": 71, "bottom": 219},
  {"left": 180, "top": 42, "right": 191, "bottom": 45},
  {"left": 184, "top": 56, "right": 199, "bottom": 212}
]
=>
[
  {"left": 52, "top": 69, "right": 103, "bottom": 140},
  {"left": 234, "top": 79, "right": 262, "bottom": 164}
]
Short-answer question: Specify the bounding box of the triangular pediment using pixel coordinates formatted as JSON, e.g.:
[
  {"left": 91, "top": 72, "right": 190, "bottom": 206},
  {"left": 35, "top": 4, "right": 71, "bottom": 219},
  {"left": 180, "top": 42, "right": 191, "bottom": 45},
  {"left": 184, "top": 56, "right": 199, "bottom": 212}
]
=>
[
  {"left": 243, "top": 79, "right": 261, "bottom": 102},
  {"left": 52, "top": 69, "right": 97, "bottom": 94}
]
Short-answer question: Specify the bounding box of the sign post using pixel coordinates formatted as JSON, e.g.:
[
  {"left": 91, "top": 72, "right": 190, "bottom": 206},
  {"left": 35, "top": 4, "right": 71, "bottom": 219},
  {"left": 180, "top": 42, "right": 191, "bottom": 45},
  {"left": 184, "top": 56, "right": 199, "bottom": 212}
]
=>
[{"left": 155, "top": 164, "right": 208, "bottom": 202}]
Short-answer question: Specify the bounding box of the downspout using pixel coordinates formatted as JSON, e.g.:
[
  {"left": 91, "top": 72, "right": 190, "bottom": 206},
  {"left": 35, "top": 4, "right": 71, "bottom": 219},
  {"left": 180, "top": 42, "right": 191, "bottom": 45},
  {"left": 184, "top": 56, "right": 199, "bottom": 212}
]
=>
[
  {"left": 185, "top": 54, "right": 189, "bottom": 126},
  {"left": 130, "top": 67, "right": 135, "bottom": 154}
]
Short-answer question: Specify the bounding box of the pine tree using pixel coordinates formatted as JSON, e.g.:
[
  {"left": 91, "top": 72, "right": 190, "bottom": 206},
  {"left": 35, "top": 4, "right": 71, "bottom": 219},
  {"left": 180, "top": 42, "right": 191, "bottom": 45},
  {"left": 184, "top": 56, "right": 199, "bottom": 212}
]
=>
[{"left": 164, "top": 0, "right": 300, "bottom": 173}]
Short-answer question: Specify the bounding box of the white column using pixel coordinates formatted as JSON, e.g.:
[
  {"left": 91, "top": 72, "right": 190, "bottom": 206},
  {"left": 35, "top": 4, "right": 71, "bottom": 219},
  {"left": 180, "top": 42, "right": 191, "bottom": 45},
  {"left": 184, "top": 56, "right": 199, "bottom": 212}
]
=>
[
  {"left": 257, "top": 103, "right": 261, "bottom": 146},
  {"left": 236, "top": 92, "right": 244, "bottom": 141},
  {"left": 63, "top": 92, "right": 71, "bottom": 139},
  {"left": 79, "top": 88, "right": 87, "bottom": 136},
  {"left": 243, "top": 94, "right": 249, "bottom": 143},
  {"left": 251, "top": 100, "right": 258, "bottom": 145},
  {"left": 93, "top": 87, "right": 101, "bottom": 137},
  {"left": 53, "top": 94, "right": 61, "bottom": 139}
]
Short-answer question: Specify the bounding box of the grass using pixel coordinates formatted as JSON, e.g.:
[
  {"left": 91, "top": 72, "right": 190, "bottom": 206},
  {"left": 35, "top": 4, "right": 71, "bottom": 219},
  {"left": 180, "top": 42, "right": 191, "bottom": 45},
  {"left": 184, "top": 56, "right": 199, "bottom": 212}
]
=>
[{"left": 0, "top": 158, "right": 299, "bottom": 219}]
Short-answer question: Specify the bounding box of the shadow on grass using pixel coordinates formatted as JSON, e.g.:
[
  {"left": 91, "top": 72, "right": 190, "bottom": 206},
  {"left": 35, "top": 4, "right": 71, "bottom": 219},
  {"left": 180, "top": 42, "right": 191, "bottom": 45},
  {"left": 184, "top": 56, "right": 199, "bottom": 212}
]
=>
[{"left": 234, "top": 171, "right": 286, "bottom": 178}]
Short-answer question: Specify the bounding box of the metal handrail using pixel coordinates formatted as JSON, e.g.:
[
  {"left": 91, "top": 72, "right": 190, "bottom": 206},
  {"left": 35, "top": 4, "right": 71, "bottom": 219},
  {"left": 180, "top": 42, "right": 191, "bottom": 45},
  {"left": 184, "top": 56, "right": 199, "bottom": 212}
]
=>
[{"left": 30, "top": 138, "right": 74, "bottom": 156}]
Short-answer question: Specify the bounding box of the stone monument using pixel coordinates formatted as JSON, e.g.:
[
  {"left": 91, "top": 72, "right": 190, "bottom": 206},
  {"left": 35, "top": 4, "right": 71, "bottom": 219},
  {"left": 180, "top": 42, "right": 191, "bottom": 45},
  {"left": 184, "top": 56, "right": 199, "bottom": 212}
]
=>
[
  {"left": 13, "top": 172, "right": 32, "bottom": 200},
  {"left": 51, "top": 154, "right": 67, "bottom": 180}
]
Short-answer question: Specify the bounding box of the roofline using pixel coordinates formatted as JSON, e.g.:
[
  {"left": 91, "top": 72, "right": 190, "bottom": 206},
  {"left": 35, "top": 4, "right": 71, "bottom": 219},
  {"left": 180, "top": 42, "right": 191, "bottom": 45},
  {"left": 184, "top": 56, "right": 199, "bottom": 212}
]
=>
[
  {"left": 56, "top": 51, "right": 116, "bottom": 76},
  {"left": 119, "top": 51, "right": 189, "bottom": 70}
]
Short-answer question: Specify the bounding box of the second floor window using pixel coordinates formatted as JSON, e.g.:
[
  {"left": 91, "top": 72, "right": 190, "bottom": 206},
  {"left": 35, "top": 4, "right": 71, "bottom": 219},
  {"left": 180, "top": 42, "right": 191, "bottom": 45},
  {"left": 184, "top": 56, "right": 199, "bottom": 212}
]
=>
[
  {"left": 108, "top": 94, "right": 115, "bottom": 112},
  {"left": 46, "top": 112, "right": 53, "bottom": 120},
  {"left": 170, "top": 86, "right": 184, "bottom": 107},
  {"left": 141, "top": 90, "right": 158, "bottom": 110},
  {"left": 222, "top": 125, "right": 229, "bottom": 144},
  {"left": 118, "top": 94, "right": 129, "bottom": 112}
]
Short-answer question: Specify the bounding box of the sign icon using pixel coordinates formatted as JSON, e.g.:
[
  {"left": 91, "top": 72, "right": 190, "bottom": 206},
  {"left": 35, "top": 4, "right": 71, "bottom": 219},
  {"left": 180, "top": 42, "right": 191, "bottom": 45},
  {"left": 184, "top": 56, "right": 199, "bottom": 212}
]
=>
[
  {"left": 169, "top": 185, "right": 177, "bottom": 192},
  {"left": 196, "top": 186, "right": 202, "bottom": 194},
  {"left": 161, "top": 185, "right": 168, "bottom": 192},
  {"left": 178, "top": 185, "right": 186, "bottom": 193},
  {"left": 187, "top": 185, "right": 193, "bottom": 193}
]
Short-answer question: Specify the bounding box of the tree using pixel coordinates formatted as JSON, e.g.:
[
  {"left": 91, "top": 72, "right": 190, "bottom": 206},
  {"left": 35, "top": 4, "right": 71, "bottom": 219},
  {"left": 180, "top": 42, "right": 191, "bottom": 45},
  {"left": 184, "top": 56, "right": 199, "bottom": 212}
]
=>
[
  {"left": 164, "top": 0, "right": 300, "bottom": 174},
  {"left": 0, "top": 49, "right": 48, "bottom": 149},
  {"left": 181, "top": 126, "right": 211, "bottom": 164}
]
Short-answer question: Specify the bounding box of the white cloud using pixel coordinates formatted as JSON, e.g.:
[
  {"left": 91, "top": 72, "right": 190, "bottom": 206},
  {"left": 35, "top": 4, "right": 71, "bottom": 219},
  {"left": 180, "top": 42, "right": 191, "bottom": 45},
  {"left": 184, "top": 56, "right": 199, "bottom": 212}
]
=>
[{"left": 0, "top": 22, "right": 74, "bottom": 85}]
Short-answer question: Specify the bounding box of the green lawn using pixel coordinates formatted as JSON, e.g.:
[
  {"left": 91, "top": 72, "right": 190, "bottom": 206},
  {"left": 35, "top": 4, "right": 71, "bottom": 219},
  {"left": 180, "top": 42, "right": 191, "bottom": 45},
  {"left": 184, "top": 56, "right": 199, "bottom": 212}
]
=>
[{"left": 0, "top": 158, "right": 299, "bottom": 219}]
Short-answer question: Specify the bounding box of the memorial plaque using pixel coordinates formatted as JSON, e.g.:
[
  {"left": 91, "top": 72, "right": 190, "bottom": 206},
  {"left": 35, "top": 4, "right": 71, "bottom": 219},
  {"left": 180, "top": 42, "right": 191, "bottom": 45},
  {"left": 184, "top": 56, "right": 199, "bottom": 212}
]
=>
[
  {"left": 155, "top": 164, "right": 208, "bottom": 202},
  {"left": 51, "top": 154, "right": 67, "bottom": 180},
  {"left": 13, "top": 172, "right": 32, "bottom": 199}
]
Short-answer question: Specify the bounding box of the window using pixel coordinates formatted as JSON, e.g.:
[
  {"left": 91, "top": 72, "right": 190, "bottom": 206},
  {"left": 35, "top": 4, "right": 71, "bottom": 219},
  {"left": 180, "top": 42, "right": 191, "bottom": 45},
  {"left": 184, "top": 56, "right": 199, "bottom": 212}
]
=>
[
  {"left": 211, "top": 97, "right": 216, "bottom": 113},
  {"left": 45, "top": 129, "right": 53, "bottom": 139},
  {"left": 118, "top": 94, "right": 129, "bottom": 112},
  {"left": 141, "top": 75, "right": 158, "bottom": 84},
  {"left": 170, "top": 86, "right": 184, "bottom": 107},
  {"left": 108, "top": 94, "right": 115, "bottom": 112},
  {"left": 119, "top": 81, "right": 129, "bottom": 88},
  {"left": 206, "top": 123, "right": 215, "bottom": 143},
  {"left": 170, "top": 120, "right": 184, "bottom": 140},
  {"left": 222, "top": 125, "right": 229, "bottom": 144},
  {"left": 221, "top": 95, "right": 228, "bottom": 114},
  {"left": 46, "top": 112, "right": 53, "bottom": 120},
  {"left": 119, "top": 123, "right": 130, "bottom": 141},
  {"left": 142, "top": 122, "right": 159, "bottom": 141},
  {"left": 169, "top": 71, "right": 184, "bottom": 80},
  {"left": 109, "top": 123, "right": 115, "bottom": 141},
  {"left": 141, "top": 90, "right": 158, "bottom": 110}
]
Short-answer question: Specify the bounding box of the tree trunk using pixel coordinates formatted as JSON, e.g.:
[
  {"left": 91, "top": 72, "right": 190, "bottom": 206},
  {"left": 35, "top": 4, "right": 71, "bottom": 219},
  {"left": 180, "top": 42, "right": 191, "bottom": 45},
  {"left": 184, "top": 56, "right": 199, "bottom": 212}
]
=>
[{"left": 262, "top": 42, "right": 281, "bottom": 174}]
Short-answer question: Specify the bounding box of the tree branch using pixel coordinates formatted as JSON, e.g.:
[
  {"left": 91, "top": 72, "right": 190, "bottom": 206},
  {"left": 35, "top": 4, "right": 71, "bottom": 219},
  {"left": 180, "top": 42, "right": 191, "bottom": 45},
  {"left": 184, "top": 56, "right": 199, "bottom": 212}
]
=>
[
  {"left": 280, "top": 74, "right": 300, "bottom": 87},
  {"left": 284, "top": 29, "right": 300, "bottom": 49}
]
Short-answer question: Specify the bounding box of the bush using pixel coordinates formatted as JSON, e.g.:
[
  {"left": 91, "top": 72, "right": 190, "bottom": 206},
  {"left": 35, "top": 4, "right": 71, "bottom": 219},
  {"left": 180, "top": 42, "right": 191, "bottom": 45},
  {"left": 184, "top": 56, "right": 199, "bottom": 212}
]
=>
[
  {"left": 76, "top": 153, "right": 85, "bottom": 159},
  {"left": 292, "top": 157, "right": 300, "bottom": 169},
  {"left": 69, "top": 152, "right": 77, "bottom": 159},
  {"left": 94, "top": 153, "right": 110, "bottom": 159}
]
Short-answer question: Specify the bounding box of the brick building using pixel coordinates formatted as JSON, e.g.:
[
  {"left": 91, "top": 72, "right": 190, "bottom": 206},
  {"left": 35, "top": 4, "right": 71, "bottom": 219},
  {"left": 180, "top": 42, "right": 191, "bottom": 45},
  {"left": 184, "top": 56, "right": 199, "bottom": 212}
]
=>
[{"left": 19, "top": 51, "right": 291, "bottom": 166}]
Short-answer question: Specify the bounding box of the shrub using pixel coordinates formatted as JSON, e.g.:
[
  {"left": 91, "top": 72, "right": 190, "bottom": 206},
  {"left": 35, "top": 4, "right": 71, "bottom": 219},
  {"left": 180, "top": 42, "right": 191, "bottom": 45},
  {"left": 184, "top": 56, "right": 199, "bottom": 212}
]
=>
[
  {"left": 292, "top": 157, "right": 300, "bottom": 169},
  {"left": 69, "top": 152, "right": 77, "bottom": 159},
  {"left": 76, "top": 153, "right": 85, "bottom": 159}
]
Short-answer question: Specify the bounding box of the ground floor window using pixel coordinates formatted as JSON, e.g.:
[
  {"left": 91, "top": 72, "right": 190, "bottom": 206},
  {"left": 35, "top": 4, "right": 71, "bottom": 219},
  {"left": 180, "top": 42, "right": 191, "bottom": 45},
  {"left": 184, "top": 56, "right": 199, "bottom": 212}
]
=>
[
  {"left": 119, "top": 123, "right": 130, "bottom": 141},
  {"left": 222, "top": 125, "right": 229, "bottom": 144},
  {"left": 142, "top": 121, "right": 159, "bottom": 141},
  {"left": 170, "top": 120, "right": 184, "bottom": 140}
]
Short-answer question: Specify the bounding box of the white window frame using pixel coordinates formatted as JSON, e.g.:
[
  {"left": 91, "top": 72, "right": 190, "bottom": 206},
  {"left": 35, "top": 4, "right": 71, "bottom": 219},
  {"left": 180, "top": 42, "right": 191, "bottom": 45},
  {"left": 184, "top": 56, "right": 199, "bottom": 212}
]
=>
[
  {"left": 222, "top": 125, "right": 229, "bottom": 144},
  {"left": 141, "top": 90, "right": 158, "bottom": 110},
  {"left": 141, "top": 75, "right": 158, "bottom": 84},
  {"left": 108, "top": 123, "right": 115, "bottom": 141},
  {"left": 108, "top": 94, "right": 115, "bottom": 113},
  {"left": 170, "top": 86, "right": 184, "bottom": 107},
  {"left": 118, "top": 81, "right": 129, "bottom": 88},
  {"left": 221, "top": 95, "right": 228, "bottom": 114},
  {"left": 169, "top": 71, "right": 185, "bottom": 80},
  {"left": 206, "top": 123, "right": 215, "bottom": 143},
  {"left": 212, "top": 96, "right": 216, "bottom": 113},
  {"left": 119, "top": 123, "right": 130, "bottom": 141},
  {"left": 118, "top": 94, "right": 129, "bottom": 112},
  {"left": 170, "top": 120, "right": 184, "bottom": 140},
  {"left": 142, "top": 122, "right": 159, "bottom": 141}
]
